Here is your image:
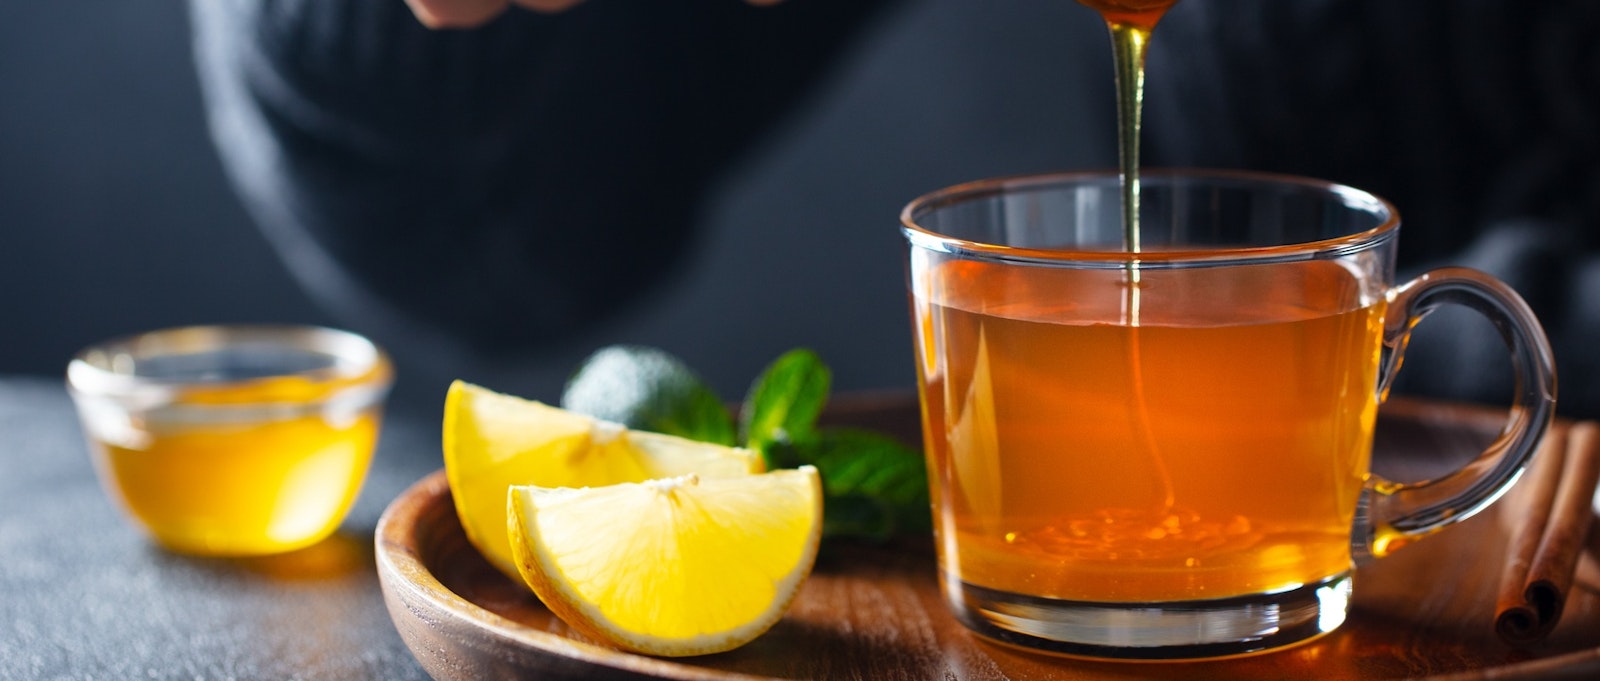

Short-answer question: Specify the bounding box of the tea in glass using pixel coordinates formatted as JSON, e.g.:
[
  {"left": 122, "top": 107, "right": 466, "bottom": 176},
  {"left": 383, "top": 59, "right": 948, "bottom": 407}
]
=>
[{"left": 902, "top": 170, "right": 1554, "bottom": 658}]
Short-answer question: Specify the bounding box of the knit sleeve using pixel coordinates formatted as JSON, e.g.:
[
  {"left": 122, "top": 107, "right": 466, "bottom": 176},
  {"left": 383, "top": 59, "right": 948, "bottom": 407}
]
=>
[{"left": 189, "top": 0, "right": 893, "bottom": 356}]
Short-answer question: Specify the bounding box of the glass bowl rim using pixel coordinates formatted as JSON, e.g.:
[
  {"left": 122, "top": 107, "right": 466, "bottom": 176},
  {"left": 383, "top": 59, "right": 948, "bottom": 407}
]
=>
[{"left": 66, "top": 324, "right": 392, "bottom": 405}]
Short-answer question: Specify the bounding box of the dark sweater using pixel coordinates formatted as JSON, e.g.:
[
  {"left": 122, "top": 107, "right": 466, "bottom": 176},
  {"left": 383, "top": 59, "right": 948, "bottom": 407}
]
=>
[
  {"left": 190, "top": 0, "right": 895, "bottom": 357},
  {"left": 1145, "top": 0, "right": 1600, "bottom": 413}
]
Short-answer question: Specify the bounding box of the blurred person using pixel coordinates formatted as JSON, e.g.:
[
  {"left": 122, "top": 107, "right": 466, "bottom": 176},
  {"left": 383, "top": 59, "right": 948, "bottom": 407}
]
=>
[
  {"left": 190, "top": 0, "right": 909, "bottom": 410},
  {"left": 190, "top": 0, "right": 1600, "bottom": 415}
]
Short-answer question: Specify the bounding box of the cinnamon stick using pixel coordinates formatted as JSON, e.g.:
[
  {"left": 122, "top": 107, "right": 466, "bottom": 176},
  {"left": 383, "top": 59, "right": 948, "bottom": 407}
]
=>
[
  {"left": 1494, "top": 426, "right": 1568, "bottom": 643},
  {"left": 1495, "top": 420, "right": 1600, "bottom": 645}
]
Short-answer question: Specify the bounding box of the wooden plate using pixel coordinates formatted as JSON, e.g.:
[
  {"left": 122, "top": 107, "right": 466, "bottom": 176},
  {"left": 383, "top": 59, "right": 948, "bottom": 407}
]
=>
[{"left": 375, "top": 397, "right": 1600, "bottom": 680}]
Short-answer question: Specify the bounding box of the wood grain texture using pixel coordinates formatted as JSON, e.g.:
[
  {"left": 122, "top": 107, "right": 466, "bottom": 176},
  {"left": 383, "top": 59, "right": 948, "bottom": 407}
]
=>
[{"left": 375, "top": 397, "right": 1600, "bottom": 680}]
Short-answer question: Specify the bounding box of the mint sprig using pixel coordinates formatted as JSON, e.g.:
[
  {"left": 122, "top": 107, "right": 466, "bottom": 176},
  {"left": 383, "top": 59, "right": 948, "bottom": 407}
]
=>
[
  {"left": 740, "top": 349, "right": 830, "bottom": 456},
  {"left": 561, "top": 345, "right": 930, "bottom": 541}
]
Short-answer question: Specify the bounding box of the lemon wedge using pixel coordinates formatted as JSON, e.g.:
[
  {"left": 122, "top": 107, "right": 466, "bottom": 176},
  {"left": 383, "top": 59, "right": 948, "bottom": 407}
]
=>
[
  {"left": 443, "top": 380, "right": 762, "bottom": 579},
  {"left": 508, "top": 466, "right": 823, "bottom": 657}
]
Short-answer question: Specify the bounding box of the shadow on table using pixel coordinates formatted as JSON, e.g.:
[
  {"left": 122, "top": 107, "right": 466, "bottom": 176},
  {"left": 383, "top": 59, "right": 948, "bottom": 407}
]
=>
[{"left": 145, "top": 530, "right": 374, "bottom": 582}]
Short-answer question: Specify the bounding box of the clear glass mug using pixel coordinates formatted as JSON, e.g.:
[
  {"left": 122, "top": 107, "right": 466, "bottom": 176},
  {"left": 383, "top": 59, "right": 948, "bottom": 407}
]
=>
[
  {"left": 68, "top": 325, "right": 393, "bottom": 556},
  {"left": 901, "top": 170, "right": 1556, "bottom": 659}
]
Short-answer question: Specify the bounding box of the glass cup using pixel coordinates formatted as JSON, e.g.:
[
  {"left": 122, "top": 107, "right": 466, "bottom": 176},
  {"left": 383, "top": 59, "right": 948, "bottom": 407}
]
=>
[
  {"left": 68, "top": 325, "right": 393, "bottom": 556},
  {"left": 901, "top": 170, "right": 1556, "bottom": 659}
]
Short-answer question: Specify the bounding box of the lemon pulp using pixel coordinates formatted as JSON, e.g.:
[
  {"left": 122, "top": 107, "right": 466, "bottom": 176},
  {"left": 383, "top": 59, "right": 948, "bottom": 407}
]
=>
[
  {"left": 442, "top": 380, "right": 761, "bottom": 578},
  {"left": 509, "top": 467, "right": 823, "bottom": 657}
]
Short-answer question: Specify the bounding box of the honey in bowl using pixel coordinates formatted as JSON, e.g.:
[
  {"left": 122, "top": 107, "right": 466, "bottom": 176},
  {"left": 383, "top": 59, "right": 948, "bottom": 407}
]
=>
[{"left": 68, "top": 325, "right": 392, "bottom": 556}]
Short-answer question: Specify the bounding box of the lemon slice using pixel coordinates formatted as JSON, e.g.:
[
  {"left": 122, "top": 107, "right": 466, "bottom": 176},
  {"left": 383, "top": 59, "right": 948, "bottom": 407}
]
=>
[
  {"left": 443, "top": 380, "right": 762, "bottom": 579},
  {"left": 509, "top": 466, "right": 823, "bottom": 657}
]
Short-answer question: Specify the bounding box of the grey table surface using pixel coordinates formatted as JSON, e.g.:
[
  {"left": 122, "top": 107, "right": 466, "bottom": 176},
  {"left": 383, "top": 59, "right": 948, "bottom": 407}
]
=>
[{"left": 0, "top": 377, "right": 440, "bottom": 680}]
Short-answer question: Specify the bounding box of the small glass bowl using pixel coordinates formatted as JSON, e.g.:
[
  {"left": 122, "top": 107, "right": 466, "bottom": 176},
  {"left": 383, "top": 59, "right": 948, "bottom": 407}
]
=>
[{"left": 67, "top": 325, "right": 393, "bottom": 556}]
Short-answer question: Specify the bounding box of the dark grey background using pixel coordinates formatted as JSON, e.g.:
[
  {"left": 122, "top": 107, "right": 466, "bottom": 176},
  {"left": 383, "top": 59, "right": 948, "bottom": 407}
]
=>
[
  {"left": 0, "top": 0, "right": 1115, "bottom": 414},
  {"left": 0, "top": 2, "right": 330, "bottom": 374}
]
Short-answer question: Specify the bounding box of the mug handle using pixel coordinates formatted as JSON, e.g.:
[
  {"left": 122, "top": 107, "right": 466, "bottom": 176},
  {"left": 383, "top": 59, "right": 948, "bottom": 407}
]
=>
[{"left": 1352, "top": 267, "right": 1557, "bottom": 562}]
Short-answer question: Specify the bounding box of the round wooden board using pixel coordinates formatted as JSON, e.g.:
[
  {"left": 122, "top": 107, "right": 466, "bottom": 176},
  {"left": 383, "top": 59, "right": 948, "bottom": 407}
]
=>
[{"left": 375, "top": 399, "right": 1600, "bottom": 680}]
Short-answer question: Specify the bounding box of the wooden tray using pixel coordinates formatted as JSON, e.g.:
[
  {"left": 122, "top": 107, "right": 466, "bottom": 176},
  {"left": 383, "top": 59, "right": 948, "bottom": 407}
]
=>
[{"left": 375, "top": 397, "right": 1600, "bottom": 680}]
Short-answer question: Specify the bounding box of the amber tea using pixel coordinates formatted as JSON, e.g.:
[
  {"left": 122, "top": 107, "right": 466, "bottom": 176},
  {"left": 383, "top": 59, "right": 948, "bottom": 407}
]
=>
[
  {"left": 914, "top": 258, "right": 1381, "bottom": 603},
  {"left": 902, "top": 170, "right": 1554, "bottom": 659}
]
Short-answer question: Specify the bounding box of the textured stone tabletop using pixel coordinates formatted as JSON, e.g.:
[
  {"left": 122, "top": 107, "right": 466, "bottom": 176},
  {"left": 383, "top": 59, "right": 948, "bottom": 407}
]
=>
[{"left": 0, "top": 377, "right": 440, "bottom": 680}]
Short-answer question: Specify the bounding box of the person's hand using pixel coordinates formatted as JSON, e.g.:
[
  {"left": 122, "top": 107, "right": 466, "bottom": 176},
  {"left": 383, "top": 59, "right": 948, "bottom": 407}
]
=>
[{"left": 405, "top": 0, "right": 784, "bottom": 28}]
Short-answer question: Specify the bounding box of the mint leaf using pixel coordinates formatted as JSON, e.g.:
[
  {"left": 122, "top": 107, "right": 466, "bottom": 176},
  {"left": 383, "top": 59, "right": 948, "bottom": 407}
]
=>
[
  {"left": 820, "top": 493, "right": 897, "bottom": 541},
  {"left": 806, "top": 428, "right": 931, "bottom": 536},
  {"left": 740, "top": 348, "right": 830, "bottom": 461},
  {"left": 761, "top": 439, "right": 809, "bottom": 471},
  {"left": 560, "top": 345, "right": 736, "bottom": 446}
]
